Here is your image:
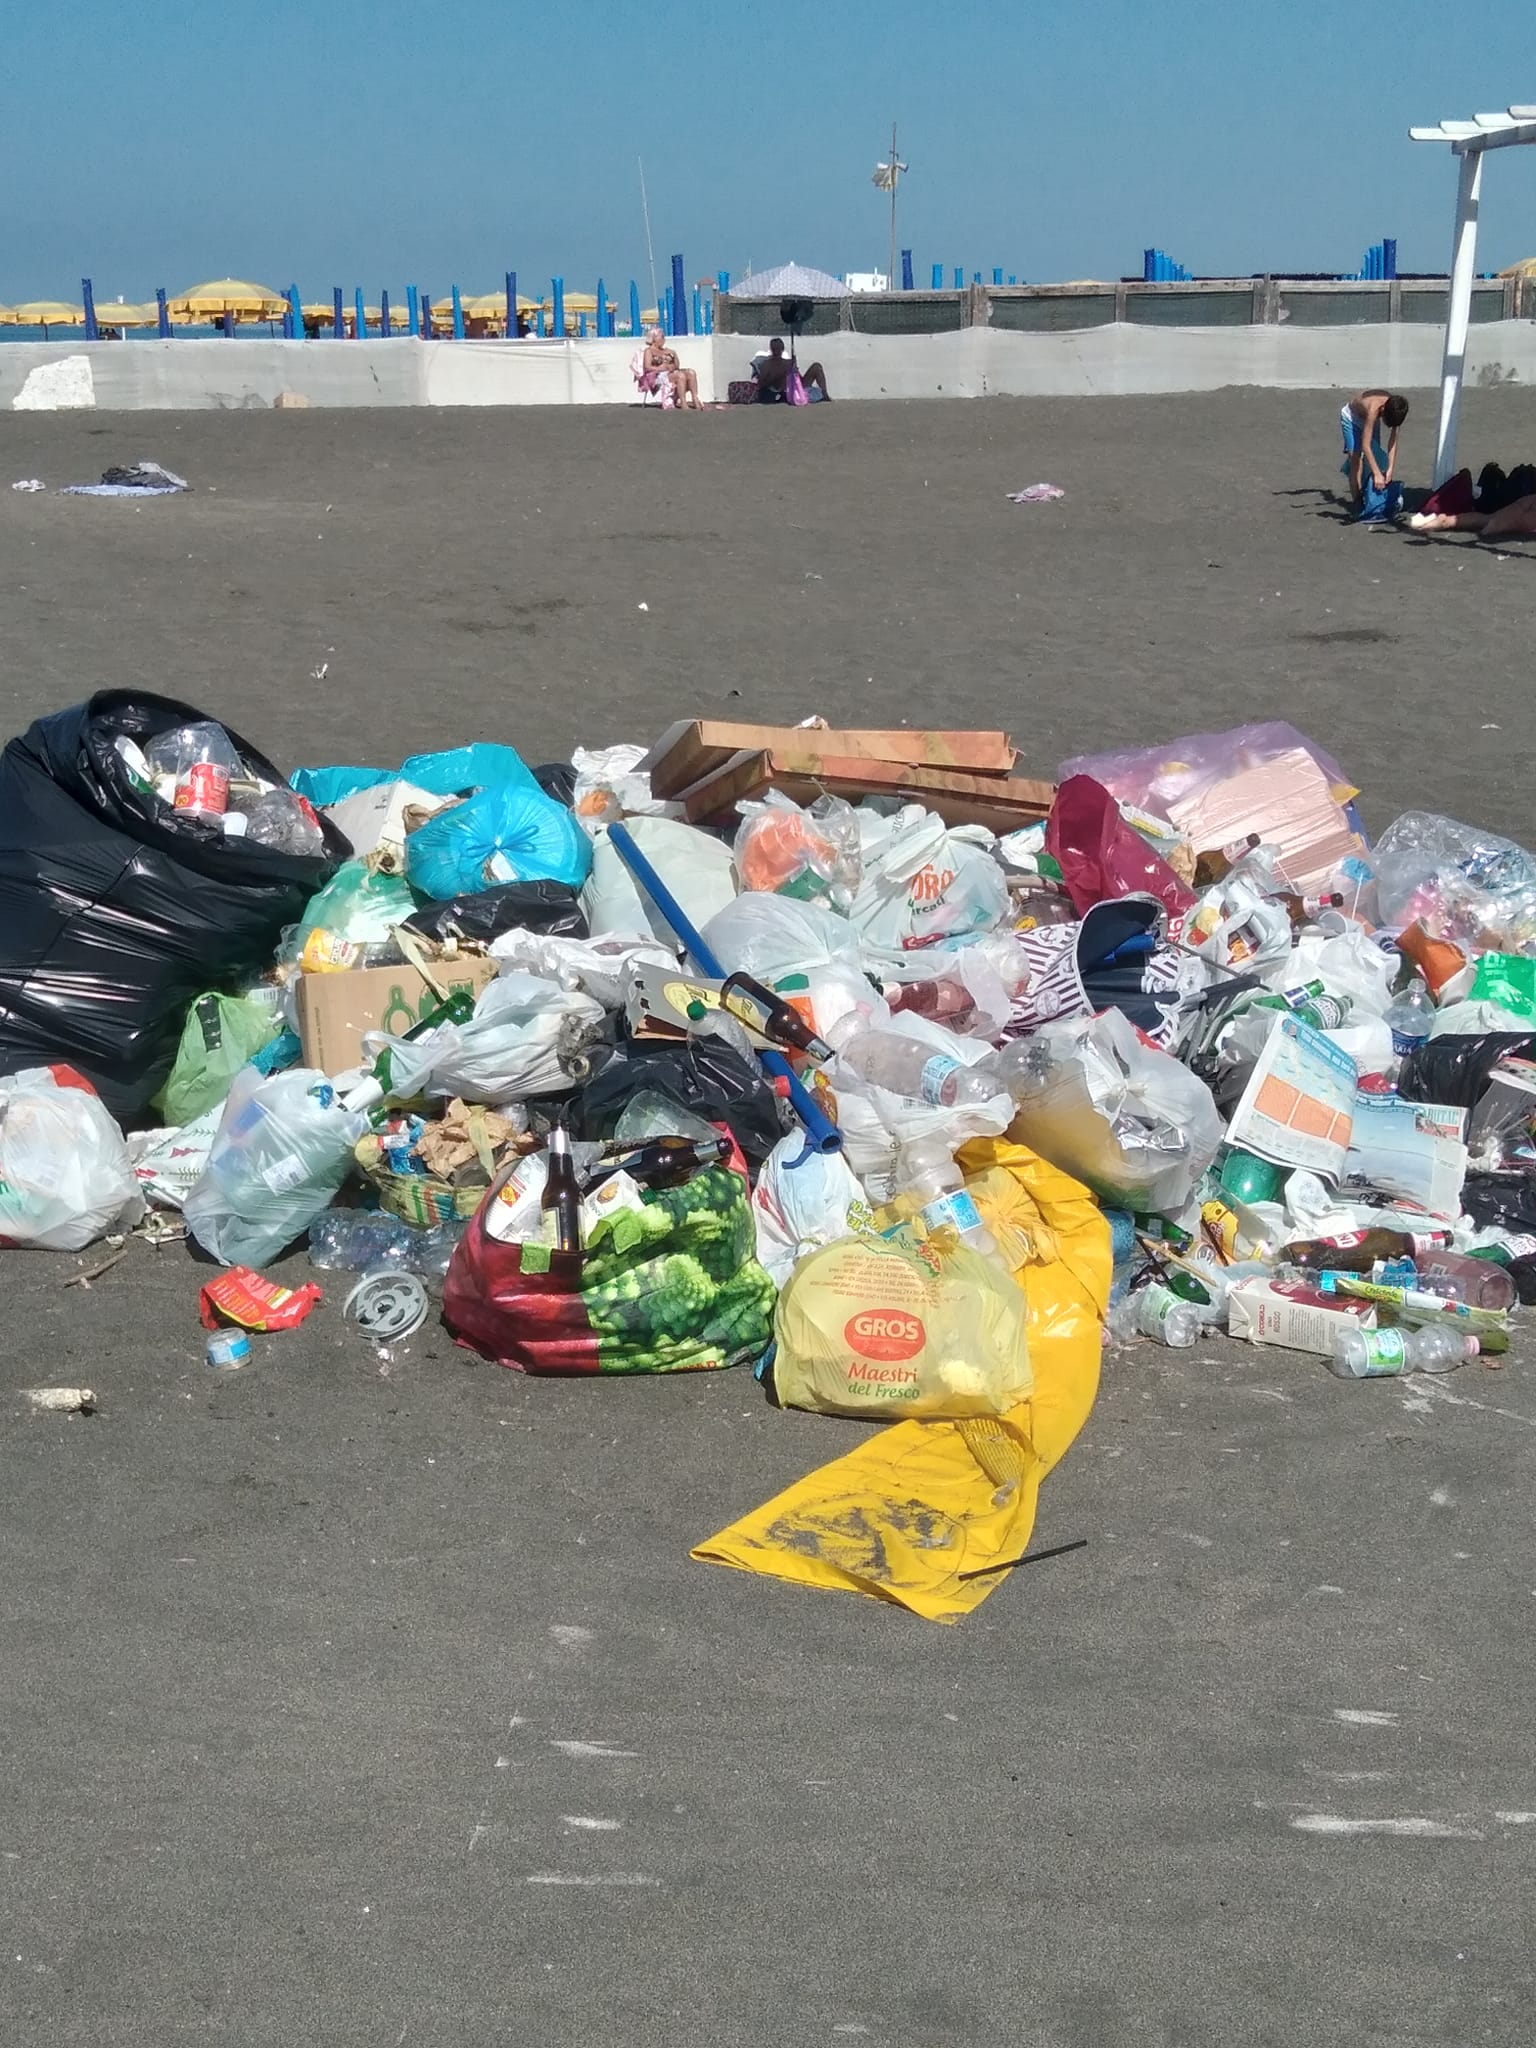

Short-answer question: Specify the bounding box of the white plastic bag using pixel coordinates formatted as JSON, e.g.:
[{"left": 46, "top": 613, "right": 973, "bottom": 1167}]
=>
[
  {"left": 994, "top": 1007, "right": 1223, "bottom": 1213},
  {"left": 364, "top": 972, "right": 605, "bottom": 1102},
  {"left": 750, "top": 1134, "right": 873, "bottom": 1288},
  {"left": 1271, "top": 926, "right": 1397, "bottom": 1016},
  {"left": 701, "top": 892, "right": 888, "bottom": 1047},
  {"left": 128, "top": 1105, "right": 223, "bottom": 1211},
  {"left": 582, "top": 819, "right": 737, "bottom": 940},
  {"left": 488, "top": 930, "right": 677, "bottom": 1009},
  {"left": 0, "top": 1069, "right": 144, "bottom": 1251},
  {"left": 570, "top": 744, "right": 665, "bottom": 832},
  {"left": 847, "top": 805, "right": 1009, "bottom": 958},
  {"left": 184, "top": 1068, "right": 367, "bottom": 1266}
]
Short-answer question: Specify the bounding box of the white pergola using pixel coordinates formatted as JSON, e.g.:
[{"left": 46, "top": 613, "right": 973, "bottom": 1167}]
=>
[{"left": 1411, "top": 106, "right": 1536, "bottom": 484}]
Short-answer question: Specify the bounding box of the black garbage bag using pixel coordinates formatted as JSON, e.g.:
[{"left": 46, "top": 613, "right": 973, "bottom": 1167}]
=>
[
  {"left": 0, "top": 690, "right": 349, "bottom": 1119},
  {"left": 576, "top": 1035, "right": 786, "bottom": 1166},
  {"left": 403, "top": 879, "right": 586, "bottom": 946},
  {"left": 1398, "top": 1033, "right": 1534, "bottom": 1109}
]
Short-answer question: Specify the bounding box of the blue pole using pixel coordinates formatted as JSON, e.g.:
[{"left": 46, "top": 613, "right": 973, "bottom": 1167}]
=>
[
  {"left": 406, "top": 284, "right": 420, "bottom": 336},
  {"left": 578, "top": 312, "right": 588, "bottom": 337},
  {"left": 717, "top": 269, "right": 729, "bottom": 294},
  {"left": 224, "top": 310, "right": 236, "bottom": 337},
  {"left": 629, "top": 280, "right": 641, "bottom": 334},
  {"left": 552, "top": 276, "right": 564, "bottom": 335},
  {"left": 287, "top": 285, "right": 301, "bottom": 338},
  {"left": 82, "top": 278, "right": 99, "bottom": 341},
  {"left": 663, "top": 286, "right": 672, "bottom": 331},
  {"left": 606, "top": 824, "right": 842, "bottom": 1155},
  {"left": 380, "top": 289, "right": 392, "bottom": 337},
  {"left": 420, "top": 294, "right": 433, "bottom": 338},
  {"left": 355, "top": 287, "right": 366, "bottom": 338},
  {"left": 596, "top": 276, "right": 608, "bottom": 336},
  {"left": 332, "top": 288, "right": 344, "bottom": 338},
  {"left": 1384, "top": 237, "right": 1397, "bottom": 281},
  {"left": 691, "top": 286, "right": 702, "bottom": 333},
  {"left": 671, "top": 252, "right": 687, "bottom": 334},
  {"left": 1008, "top": 275, "right": 1017, "bottom": 286},
  {"left": 505, "top": 269, "right": 517, "bottom": 333},
  {"left": 536, "top": 304, "right": 546, "bottom": 337},
  {"left": 901, "top": 249, "right": 913, "bottom": 291},
  {"left": 1143, "top": 249, "right": 1155, "bottom": 281},
  {"left": 931, "top": 262, "right": 943, "bottom": 290},
  {"left": 451, "top": 284, "right": 465, "bottom": 339},
  {"left": 156, "top": 287, "right": 171, "bottom": 339},
  {"left": 953, "top": 266, "right": 962, "bottom": 289},
  {"left": 992, "top": 266, "right": 1003, "bottom": 286}
]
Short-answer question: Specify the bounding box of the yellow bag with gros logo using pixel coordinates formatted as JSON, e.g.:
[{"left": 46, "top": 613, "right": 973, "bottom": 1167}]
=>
[{"left": 772, "top": 1235, "right": 1031, "bottom": 1421}]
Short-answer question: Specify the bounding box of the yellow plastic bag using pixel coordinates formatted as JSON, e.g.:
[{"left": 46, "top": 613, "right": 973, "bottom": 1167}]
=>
[
  {"left": 694, "top": 1139, "right": 1109, "bottom": 1622},
  {"left": 772, "top": 1235, "right": 1030, "bottom": 1421}
]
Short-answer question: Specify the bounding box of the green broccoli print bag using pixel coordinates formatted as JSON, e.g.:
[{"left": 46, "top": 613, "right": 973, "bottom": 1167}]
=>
[{"left": 442, "top": 1163, "right": 777, "bottom": 1375}]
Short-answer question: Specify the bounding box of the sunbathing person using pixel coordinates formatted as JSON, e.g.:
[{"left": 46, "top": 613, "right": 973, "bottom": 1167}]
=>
[
  {"left": 644, "top": 327, "right": 703, "bottom": 410},
  {"left": 754, "top": 337, "right": 831, "bottom": 403},
  {"left": 1410, "top": 494, "right": 1536, "bottom": 538}
]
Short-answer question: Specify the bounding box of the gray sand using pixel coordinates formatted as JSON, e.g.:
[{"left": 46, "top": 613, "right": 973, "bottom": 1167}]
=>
[{"left": 3, "top": 392, "right": 1535, "bottom": 2047}]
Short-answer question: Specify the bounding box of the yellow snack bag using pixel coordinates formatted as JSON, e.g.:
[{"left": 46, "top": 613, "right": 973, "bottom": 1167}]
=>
[{"left": 772, "top": 1235, "right": 1031, "bottom": 1421}]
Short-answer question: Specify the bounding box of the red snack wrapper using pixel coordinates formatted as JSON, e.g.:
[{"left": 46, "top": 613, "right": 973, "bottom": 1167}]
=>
[{"left": 200, "top": 1267, "right": 322, "bottom": 1332}]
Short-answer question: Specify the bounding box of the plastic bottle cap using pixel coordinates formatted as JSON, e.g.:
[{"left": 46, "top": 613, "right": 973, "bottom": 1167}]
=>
[{"left": 686, "top": 1000, "right": 707, "bottom": 1021}]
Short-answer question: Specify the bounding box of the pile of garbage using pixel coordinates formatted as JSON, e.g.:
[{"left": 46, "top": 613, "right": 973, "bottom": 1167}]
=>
[{"left": 3, "top": 696, "right": 1532, "bottom": 1600}]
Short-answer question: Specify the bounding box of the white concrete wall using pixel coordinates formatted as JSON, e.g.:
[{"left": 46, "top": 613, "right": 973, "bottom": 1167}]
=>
[{"left": 5, "top": 322, "right": 1535, "bottom": 410}]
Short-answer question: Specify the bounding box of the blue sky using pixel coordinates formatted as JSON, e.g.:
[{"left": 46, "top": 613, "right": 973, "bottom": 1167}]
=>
[{"left": 2, "top": 2, "right": 1534, "bottom": 300}]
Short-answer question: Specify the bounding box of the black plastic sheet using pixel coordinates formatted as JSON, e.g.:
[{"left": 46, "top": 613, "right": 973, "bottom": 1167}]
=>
[{"left": 402, "top": 879, "right": 586, "bottom": 946}]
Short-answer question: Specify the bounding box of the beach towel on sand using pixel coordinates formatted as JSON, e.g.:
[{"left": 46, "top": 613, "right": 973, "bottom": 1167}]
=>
[{"left": 693, "top": 1141, "right": 1108, "bottom": 1622}]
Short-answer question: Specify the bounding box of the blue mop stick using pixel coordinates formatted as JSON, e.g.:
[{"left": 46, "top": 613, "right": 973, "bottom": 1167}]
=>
[{"left": 607, "top": 823, "right": 843, "bottom": 1155}]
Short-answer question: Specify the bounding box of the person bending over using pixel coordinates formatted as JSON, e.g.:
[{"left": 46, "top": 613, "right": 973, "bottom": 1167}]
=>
[
  {"left": 645, "top": 327, "right": 703, "bottom": 410},
  {"left": 754, "top": 337, "right": 831, "bottom": 403},
  {"left": 1340, "top": 389, "right": 1408, "bottom": 518}
]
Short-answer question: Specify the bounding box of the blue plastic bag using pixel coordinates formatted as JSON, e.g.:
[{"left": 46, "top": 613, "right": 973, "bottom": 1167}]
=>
[
  {"left": 406, "top": 779, "right": 591, "bottom": 897},
  {"left": 292, "top": 745, "right": 590, "bottom": 898}
]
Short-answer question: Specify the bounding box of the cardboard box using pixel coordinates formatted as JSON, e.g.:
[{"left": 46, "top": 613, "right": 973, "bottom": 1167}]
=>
[
  {"left": 638, "top": 720, "right": 1018, "bottom": 799},
  {"left": 1226, "top": 1277, "right": 1377, "bottom": 1359},
  {"left": 680, "top": 748, "right": 1056, "bottom": 832},
  {"left": 295, "top": 958, "right": 499, "bottom": 1076}
]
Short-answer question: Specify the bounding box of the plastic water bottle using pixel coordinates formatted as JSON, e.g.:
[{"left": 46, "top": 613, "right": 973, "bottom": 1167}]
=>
[
  {"left": 835, "top": 1028, "right": 999, "bottom": 1109},
  {"left": 308, "top": 1210, "right": 416, "bottom": 1270},
  {"left": 1106, "top": 1283, "right": 1201, "bottom": 1348},
  {"left": 1383, "top": 980, "right": 1435, "bottom": 1059},
  {"left": 894, "top": 1136, "right": 1001, "bottom": 1260},
  {"left": 1331, "top": 1325, "right": 1478, "bottom": 1378}
]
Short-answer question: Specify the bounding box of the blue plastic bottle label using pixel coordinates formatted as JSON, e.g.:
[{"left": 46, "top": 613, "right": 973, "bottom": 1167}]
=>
[
  {"left": 918, "top": 1054, "right": 961, "bottom": 1105},
  {"left": 919, "top": 1190, "right": 983, "bottom": 1238}
]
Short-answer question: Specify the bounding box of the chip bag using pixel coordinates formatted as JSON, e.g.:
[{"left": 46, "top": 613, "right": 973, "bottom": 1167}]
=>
[
  {"left": 772, "top": 1235, "right": 1031, "bottom": 1421},
  {"left": 200, "top": 1266, "right": 323, "bottom": 1331}
]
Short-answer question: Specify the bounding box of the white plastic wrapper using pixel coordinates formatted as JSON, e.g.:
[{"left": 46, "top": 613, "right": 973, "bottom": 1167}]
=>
[
  {"left": 0, "top": 1069, "right": 144, "bottom": 1251},
  {"left": 128, "top": 1105, "right": 224, "bottom": 1210},
  {"left": 570, "top": 744, "right": 667, "bottom": 832},
  {"left": 488, "top": 930, "right": 677, "bottom": 1009}
]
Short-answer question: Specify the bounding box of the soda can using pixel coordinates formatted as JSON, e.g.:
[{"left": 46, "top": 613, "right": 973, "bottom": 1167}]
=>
[
  {"left": 175, "top": 762, "right": 231, "bottom": 816},
  {"left": 206, "top": 1329, "right": 252, "bottom": 1371}
]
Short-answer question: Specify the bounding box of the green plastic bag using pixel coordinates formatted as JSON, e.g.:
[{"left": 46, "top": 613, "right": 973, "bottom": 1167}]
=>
[
  {"left": 288, "top": 857, "right": 419, "bottom": 970},
  {"left": 154, "top": 993, "right": 282, "bottom": 1127},
  {"left": 1469, "top": 952, "right": 1536, "bottom": 1021}
]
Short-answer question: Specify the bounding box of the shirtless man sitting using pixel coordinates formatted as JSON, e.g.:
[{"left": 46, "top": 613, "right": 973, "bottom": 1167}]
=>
[{"left": 753, "top": 337, "right": 831, "bottom": 403}]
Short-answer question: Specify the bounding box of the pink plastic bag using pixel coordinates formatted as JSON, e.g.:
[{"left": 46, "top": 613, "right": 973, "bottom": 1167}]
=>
[
  {"left": 785, "top": 365, "right": 810, "bottom": 406},
  {"left": 1044, "top": 776, "right": 1195, "bottom": 918}
]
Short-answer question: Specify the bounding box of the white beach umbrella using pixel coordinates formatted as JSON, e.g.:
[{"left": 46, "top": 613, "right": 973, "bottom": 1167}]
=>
[{"left": 728, "top": 262, "right": 850, "bottom": 299}]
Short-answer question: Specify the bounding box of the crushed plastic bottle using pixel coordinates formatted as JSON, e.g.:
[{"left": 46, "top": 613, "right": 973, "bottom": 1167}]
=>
[
  {"left": 307, "top": 1210, "right": 466, "bottom": 1276},
  {"left": 240, "top": 786, "right": 326, "bottom": 856},
  {"left": 1105, "top": 1282, "right": 1201, "bottom": 1348},
  {"left": 894, "top": 1136, "right": 1001, "bottom": 1260}
]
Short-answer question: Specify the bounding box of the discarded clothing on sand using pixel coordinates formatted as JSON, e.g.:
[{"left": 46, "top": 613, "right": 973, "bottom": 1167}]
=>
[{"left": 61, "top": 462, "right": 189, "bottom": 498}]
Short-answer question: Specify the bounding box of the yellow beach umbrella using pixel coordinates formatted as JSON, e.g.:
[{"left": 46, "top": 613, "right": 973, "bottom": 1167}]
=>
[
  {"left": 95, "top": 302, "right": 158, "bottom": 328},
  {"left": 168, "top": 278, "right": 286, "bottom": 323},
  {"left": 12, "top": 301, "right": 86, "bottom": 327}
]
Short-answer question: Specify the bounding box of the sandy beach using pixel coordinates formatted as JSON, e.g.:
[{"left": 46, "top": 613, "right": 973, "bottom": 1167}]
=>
[{"left": 4, "top": 388, "right": 1536, "bottom": 2048}]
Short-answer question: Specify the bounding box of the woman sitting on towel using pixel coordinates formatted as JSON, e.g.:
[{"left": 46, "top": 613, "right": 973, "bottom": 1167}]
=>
[{"left": 644, "top": 327, "right": 703, "bottom": 411}]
